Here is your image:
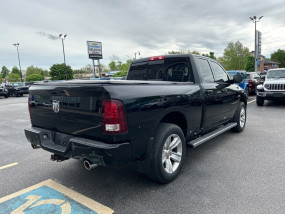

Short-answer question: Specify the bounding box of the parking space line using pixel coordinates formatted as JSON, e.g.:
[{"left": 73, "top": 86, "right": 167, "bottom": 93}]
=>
[
  {"left": 0, "top": 162, "right": 18, "bottom": 170},
  {"left": 248, "top": 99, "right": 256, "bottom": 104},
  {"left": 0, "top": 179, "right": 114, "bottom": 213}
]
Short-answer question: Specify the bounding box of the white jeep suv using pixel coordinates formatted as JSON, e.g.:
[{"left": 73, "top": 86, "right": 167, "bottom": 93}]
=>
[{"left": 256, "top": 68, "right": 285, "bottom": 106}]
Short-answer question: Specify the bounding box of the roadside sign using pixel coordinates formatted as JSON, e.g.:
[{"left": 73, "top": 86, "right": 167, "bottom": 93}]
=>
[
  {"left": 0, "top": 179, "right": 113, "bottom": 214},
  {"left": 87, "top": 41, "right": 103, "bottom": 59}
]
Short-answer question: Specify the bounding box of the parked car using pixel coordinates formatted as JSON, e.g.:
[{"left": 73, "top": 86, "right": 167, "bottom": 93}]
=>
[
  {"left": 246, "top": 72, "right": 262, "bottom": 94},
  {"left": 5, "top": 82, "right": 29, "bottom": 97},
  {"left": 0, "top": 85, "right": 9, "bottom": 98},
  {"left": 256, "top": 68, "right": 285, "bottom": 106},
  {"left": 25, "top": 54, "right": 247, "bottom": 183},
  {"left": 227, "top": 70, "right": 248, "bottom": 94}
]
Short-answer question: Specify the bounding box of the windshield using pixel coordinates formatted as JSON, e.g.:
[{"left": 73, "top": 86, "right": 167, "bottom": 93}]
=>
[
  {"left": 267, "top": 70, "right": 285, "bottom": 78},
  {"left": 227, "top": 73, "right": 235, "bottom": 78},
  {"left": 10, "top": 83, "right": 25, "bottom": 87}
]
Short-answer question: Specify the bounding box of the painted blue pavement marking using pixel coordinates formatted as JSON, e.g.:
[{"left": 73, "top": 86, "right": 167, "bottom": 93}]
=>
[
  {"left": 0, "top": 186, "right": 97, "bottom": 214},
  {"left": 0, "top": 179, "right": 113, "bottom": 214}
]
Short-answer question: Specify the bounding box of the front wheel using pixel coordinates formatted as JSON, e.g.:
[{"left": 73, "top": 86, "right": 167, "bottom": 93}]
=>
[
  {"left": 148, "top": 123, "right": 186, "bottom": 183},
  {"left": 232, "top": 102, "right": 246, "bottom": 132},
  {"left": 256, "top": 96, "right": 264, "bottom": 106}
]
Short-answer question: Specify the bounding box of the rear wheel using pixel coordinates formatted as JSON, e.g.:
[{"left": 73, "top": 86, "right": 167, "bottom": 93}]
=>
[
  {"left": 256, "top": 96, "right": 264, "bottom": 106},
  {"left": 232, "top": 102, "right": 246, "bottom": 132},
  {"left": 148, "top": 123, "right": 186, "bottom": 183}
]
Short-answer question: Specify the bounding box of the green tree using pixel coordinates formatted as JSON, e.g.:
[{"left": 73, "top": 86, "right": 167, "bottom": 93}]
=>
[
  {"left": 11, "top": 66, "right": 21, "bottom": 75},
  {"left": 49, "top": 63, "right": 74, "bottom": 80},
  {"left": 202, "top": 52, "right": 217, "bottom": 60},
  {"left": 222, "top": 41, "right": 250, "bottom": 70},
  {"left": 120, "top": 59, "right": 132, "bottom": 72},
  {"left": 244, "top": 55, "right": 255, "bottom": 72},
  {"left": 25, "top": 74, "right": 44, "bottom": 82},
  {"left": 26, "top": 66, "right": 44, "bottom": 76},
  {"left": 7, "top": 73, "right": 21, "bottom": 82},
  {"left": 191, "top": 51, "right": 201, "bottom": 55},
  {"left": 113, "top": 70, "right": 127, "bottom": 77},
  {"left": 0, "top": 74, "right": 3, "bottom": 83},
  {"left": 43, "top": 70, "right": 49, "bottom": 76},
  {"left": 271, "top": 49, "right": 285, "bottom": 68},
  {"left": 108, "top": 61, "right": 117, "bottom": 70},
  {"left": 1, "top": 66, "right": 10, "bottom": 78}
]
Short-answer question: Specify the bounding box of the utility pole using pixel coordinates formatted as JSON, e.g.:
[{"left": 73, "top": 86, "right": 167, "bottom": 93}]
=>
[
  {"left": 59, "top": 34, "right": 68, "bottom": 80},
  {"left": 250, "top": 16, "right": 263, "bottom": 72},
  {"left": 12, "top": 43, "right": 23, "bottom": 82}
]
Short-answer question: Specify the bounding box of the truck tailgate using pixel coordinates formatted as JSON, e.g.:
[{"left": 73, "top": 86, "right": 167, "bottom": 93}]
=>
[{"left": 29, "top": 82, "right": 107, "bottom": 140}]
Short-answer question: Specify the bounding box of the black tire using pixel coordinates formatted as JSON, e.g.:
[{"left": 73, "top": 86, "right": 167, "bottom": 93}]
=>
[
  {"left": 20, "top": 93, "right": 23, "bottom": 97},
  {"left": 4, "top": 94, "right": 8, "bottom": 98},
  {"left": 231, "top": 102, "right": 246, "bottom": 133},
  {"left": 148, "top": 123, "right": 186, "bottom": 184},
  {"left": 256, "top": 96, "right": 264, "bottom": 106},
  {"left": 245, "top": 87, "right": 249, "bottom": 96}
]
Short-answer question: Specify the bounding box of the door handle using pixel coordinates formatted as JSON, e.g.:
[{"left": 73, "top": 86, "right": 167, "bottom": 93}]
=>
[
  {"left": 221, "top": 88, "right": 228, "bottom": 92},
  {"left": 205, "top": 90, "right": 214, "bottom": 94}
]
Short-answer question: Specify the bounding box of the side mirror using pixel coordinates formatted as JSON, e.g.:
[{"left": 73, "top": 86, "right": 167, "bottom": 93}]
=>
[{"left": 233, "top": 74, "right": 243, "bottom": 83}]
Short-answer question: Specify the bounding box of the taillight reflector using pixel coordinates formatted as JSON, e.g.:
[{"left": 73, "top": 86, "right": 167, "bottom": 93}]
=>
[
  {"left": 102, "top": 99, "right": 128, "bottom": 134},
  {"left": 149, "top": 56, "right": 165, "bottom": 61}
]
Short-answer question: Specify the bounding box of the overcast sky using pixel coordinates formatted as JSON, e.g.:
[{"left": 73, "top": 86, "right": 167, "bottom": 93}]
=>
[{"left": 1, "top": 0, "right": 285, "bottom": 71}]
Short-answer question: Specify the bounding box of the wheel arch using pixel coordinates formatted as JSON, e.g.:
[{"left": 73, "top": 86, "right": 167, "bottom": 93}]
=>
[{"left": 159, "top": 111, "right": 187, "bottom": 137}]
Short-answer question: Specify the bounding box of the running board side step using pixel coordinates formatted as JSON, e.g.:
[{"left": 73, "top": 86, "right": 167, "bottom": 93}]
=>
[{"left": 188, "top": 123, "right": 237, "bottom": 148}]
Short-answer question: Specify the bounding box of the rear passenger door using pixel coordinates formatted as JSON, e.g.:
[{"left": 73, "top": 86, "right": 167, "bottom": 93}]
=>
[{"left": 195, "top": 58, "right": 224, "bottom": 129}]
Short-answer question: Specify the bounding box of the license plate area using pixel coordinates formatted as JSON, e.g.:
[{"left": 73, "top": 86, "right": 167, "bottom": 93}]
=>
[{"left": 54, "top": 132, "right": 72, "bottom": 147}]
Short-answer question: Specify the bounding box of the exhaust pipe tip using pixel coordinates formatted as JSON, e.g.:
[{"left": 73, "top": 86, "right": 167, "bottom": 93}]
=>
[
  {"left": 84, "top": 159, "right": 97, "bottom": 170},
  {"left": 31, "top": 144, "right": 40, "bottom": 149}
]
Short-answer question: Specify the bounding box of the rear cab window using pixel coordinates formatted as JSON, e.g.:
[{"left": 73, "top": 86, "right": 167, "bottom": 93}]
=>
[
  {"left": 209, "top": 61, "right": 229, "bottom": 82},
  {"left": 195, "top": 58, "right": 215, "bottom": 83},
  {"left": 127, "top": 56, "right": 194, "bottom": 83}
]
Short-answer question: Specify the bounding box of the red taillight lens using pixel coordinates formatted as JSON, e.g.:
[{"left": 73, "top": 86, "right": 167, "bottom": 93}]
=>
[
  {"left": 102, "top": 99, "right": 128, "bottom": 134},
  {"left": 149, "top": 56, "right": 165, "bottom": 61},
  {"left": 28, "top": 95, "right": 31, "bottom": 120}
]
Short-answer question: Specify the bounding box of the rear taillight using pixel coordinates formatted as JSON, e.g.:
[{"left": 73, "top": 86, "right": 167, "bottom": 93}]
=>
[
  {"left": 28, "top": 96, "right": 31, "bottom": 120},
  {"left": 149, "top": 56, "right": 165, "bottom": 61},
  {"left": 101, "top": 99, "right": 128, "bottom": 134}
]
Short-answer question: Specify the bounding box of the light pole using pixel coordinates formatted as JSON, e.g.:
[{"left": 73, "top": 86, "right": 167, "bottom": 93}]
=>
[
  {"left": 59, "top": 34, "right": 67, "bottom": 80},
  {"left": 134, "top": 51, "right": 140, "bottom": 60},
  {"left": 250, "top": 16, "right": 263, "bottom": 72},
  {"left": 12, "top": 43, "right": 23, "bottom": 82}
]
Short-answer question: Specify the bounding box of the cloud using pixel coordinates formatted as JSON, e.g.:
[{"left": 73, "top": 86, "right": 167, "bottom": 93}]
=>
[
  {"left": 36, "top": 32, "right": 59, "bottom": 41},
  {"left": 109, "top": 54, "right": 121, "bottom": 61},
  {"left": 1, "top": 0, "right": 285, "bottom": 69}
]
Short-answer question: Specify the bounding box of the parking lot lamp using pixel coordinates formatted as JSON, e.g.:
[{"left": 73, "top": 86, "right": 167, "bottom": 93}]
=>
[
  {"left": 59, "top": 34, "right": 68, "bottom": 80},
  {"left": 134, "top": 51, "right": 140, "bottom": 60},
  {"left": 12, "top": 43, "right": 23, "bottom": 82},
  {"left": 249, "top": 16, "right": 263, "bottom": 72}
]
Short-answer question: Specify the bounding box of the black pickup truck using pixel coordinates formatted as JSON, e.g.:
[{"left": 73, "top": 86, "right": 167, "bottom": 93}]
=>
[{"left": 25, "top": 54, "right": 247, "bottom": 183}]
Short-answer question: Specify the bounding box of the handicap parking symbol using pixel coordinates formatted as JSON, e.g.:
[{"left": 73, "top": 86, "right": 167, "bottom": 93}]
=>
[{"left": 0, "top": 179, "right": 113, "bottom": 214}]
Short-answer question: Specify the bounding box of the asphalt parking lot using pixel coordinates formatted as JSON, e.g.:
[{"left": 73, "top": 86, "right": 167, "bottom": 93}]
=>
[{"left": 0, "top": 95, "right": 285, "bottom": 214}]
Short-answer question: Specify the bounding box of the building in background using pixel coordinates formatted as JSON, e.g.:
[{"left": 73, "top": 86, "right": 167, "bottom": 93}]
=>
[{"left": 250, "top": 51, "right": 280, "bottom": 72}]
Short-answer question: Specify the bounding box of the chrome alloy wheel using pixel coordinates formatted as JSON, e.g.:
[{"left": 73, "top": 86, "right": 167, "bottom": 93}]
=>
[
  {"left": 240, "top": 107, "right": 246, "bottom": 128},
  {"left": 162, "top": 134, "right": 182, "bottom": 174}
]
